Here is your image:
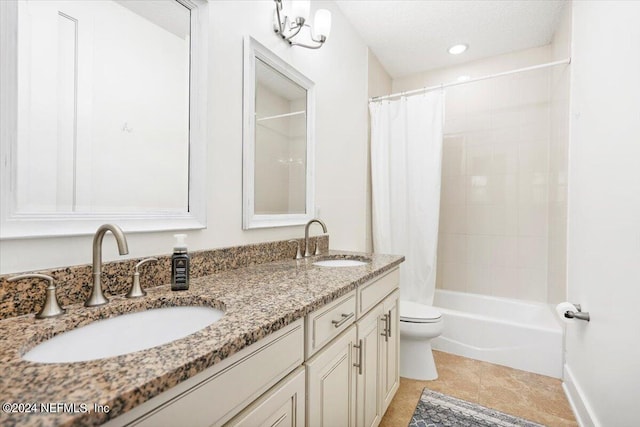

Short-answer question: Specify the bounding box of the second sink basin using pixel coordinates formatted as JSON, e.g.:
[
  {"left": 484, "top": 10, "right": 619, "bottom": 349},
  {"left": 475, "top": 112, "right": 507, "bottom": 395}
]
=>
[
  {"left": 23, "top": 306, "right": 224, "bottom": 363},
  {"left": 313, "top": 256, "right": 371, "bottom": 268}
]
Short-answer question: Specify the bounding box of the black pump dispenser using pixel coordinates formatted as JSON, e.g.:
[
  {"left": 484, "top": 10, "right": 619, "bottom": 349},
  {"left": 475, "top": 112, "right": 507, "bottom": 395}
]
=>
[{"left": 171, "top": 234, "right": 190, "bottom": 291}]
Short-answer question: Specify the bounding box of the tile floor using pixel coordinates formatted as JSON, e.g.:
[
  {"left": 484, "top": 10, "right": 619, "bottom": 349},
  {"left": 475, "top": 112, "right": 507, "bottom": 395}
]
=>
[{"left": 381, "top": 351, "right": 578, "bottom": 427}]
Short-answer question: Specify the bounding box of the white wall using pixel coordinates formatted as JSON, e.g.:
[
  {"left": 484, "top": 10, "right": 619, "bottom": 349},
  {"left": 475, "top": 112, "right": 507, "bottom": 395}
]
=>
[
  {"left": 0, "top": 1, "right": 369, "bottom": 273},
  {"left": 394, "top": 46, "right": 567, "bottom": 303},
  {"left": 564, "top": 2, "right": 640, "bottom": 426}
]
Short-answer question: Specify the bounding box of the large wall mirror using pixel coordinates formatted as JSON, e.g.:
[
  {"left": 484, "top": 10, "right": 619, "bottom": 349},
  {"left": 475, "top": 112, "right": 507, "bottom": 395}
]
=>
[
  {"left": 0, "top": 0, "right": 207, "bottom": 238},
  {"left": 243, "top": 37, "right": 315, "bottom": 229}
]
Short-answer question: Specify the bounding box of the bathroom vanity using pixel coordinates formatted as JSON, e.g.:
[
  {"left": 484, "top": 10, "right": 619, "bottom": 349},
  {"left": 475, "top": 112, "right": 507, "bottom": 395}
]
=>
[
  {"left": 305, "top": 269, "right": 400, "bottom": 427},
  {"left": 110, "top": 266, "right": 400, "bottom": 427},
  {"left": 0, "top": 250, "right": 402, "bottom": 426}
]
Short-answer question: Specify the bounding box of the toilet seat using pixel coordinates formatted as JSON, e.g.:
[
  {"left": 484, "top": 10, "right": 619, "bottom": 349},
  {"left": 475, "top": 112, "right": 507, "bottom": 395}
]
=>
[{"left": 400, "top": 301, "right": 442, "bottom": 323}]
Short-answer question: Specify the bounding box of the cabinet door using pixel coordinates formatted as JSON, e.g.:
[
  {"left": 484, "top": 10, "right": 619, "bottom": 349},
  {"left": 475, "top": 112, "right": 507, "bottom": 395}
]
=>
[
  {"left": 306, "top": 326, "right": 357, "bottom": 427},
  {"left": 380, "top": 290, "right": 400, "bottom": 413},
  {"left": 355, "top": 304, "right": 383, "bottom": 427},
  {"left": 226, "top": 367, "right": 305, "bottom": 427}
]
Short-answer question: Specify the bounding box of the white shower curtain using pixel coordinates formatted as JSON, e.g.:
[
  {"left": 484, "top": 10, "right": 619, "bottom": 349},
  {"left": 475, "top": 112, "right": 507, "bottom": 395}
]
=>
[{"left": 369, "top": 92, "right": 444, "bottom": 305}]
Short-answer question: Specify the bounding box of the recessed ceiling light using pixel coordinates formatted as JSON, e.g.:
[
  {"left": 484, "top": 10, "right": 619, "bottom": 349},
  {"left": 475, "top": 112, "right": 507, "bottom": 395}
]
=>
[
  {"left": 457, "top": 75, "right": 471, "bottom": 82},
  {"left": 448, "top": 44, "right": 468, "bottom": 55}
]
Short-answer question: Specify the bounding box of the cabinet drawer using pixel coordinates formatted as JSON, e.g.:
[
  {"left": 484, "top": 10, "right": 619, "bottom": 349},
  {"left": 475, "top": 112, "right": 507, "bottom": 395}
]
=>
[
  {"left": 305, "top": 290, "right": 356, "bottom": 358},
  {"left": 226, "top": 366, "right": 305, "bottom": 427},
  {"left": 357, "top": 268, "right": 399, "bottom": 317},
  {"left": 120, "top": 319, "right": 304, "bottom": 427}
]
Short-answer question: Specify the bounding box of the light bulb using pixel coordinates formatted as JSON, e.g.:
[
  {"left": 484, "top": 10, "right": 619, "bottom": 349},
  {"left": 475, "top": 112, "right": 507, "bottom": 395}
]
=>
[
  {"left": 314, "top": 9, "right": 332, "bottom": 38},
  {"left": 291, "top": 0, "right": 310, "bottom": 21}
]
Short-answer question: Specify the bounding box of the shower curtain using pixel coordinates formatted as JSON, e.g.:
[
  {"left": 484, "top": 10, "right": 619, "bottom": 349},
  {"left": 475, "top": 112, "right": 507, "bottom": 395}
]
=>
[{"left": 369, "top": 92, "right": 444, "bottom": 305}]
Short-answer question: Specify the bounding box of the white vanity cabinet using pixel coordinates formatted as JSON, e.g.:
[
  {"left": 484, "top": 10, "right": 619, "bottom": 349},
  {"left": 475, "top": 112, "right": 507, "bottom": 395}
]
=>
[
  {"left": 109, "top": 268, "right": 399, "bottom": 427},
  {"left": 305, "top": 268, "right": 400, "bottom": 427},
  {"left": 108, "top": 319, "right": 304, "bottom": 427}
]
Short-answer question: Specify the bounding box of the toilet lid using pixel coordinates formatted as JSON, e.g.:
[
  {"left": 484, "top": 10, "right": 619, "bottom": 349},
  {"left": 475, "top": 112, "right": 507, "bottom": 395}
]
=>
[{"left": 400, "top": 301, "right": 442, "bottom": 323}]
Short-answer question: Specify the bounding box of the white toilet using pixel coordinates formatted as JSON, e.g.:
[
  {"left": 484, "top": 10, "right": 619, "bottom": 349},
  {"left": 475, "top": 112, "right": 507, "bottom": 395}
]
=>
[{"left": 399, "top": 300, "right": 444, "bottom": 380}]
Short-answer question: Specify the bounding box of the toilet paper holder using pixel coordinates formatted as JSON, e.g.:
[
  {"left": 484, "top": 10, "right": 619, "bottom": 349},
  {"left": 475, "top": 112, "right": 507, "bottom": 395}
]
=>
[{"left": 564, "top": 303, "right": 590, "bottom": 322}]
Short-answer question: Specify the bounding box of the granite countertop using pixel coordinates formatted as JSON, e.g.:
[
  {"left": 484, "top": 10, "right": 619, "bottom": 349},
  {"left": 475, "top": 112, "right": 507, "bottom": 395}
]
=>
[{"left": 0, "top": 251, "right": 403, "bottom": 426}]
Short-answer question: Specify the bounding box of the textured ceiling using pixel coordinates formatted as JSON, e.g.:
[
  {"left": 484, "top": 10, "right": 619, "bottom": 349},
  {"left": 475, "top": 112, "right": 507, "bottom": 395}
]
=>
[{"left": 335, "top": 0, "right": 567, "bottom": 78}]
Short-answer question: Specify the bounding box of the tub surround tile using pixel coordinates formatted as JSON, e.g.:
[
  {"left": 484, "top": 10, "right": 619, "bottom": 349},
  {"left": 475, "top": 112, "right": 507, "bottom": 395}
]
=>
[
  {"left": 0, "top": 236, "right": 328, "bottom": 320},
  {"left": 0, "top": 245, "right": 402, "bottom": 426}
]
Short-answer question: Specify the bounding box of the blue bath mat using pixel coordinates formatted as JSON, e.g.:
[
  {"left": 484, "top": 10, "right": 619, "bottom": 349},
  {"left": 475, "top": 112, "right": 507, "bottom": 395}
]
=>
[{"left": 409, "top": 389, "right": 544, "bottom": 427}]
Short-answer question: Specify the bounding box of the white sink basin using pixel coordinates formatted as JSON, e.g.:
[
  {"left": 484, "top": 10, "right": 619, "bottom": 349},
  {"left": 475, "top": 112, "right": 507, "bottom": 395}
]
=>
[
  {"left": 313, "top": 259, "right": 369, "bottom": 267},
  {"left": 23, "top": 306, "right": 224, "bottom": 363}
]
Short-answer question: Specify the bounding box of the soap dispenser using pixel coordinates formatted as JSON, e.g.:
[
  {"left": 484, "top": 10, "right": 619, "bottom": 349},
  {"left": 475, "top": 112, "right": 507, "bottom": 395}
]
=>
[{"left": 171, "top": 234, "right": 190, "bottom": 291}]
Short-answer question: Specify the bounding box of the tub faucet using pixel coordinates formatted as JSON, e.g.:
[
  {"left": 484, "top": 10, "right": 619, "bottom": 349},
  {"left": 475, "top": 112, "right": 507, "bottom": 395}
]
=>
[
  {"left": 304, "top": 218, "right": 327, "bottom": 257},
  {"left": 85, "top": 224, "right": 129, "bottom": 307}
]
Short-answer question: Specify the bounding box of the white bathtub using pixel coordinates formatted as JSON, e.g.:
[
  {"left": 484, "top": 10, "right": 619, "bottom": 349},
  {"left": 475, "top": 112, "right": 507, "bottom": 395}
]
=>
[{"left": 431, "top": 289, "right": 563, "bottom": 378}]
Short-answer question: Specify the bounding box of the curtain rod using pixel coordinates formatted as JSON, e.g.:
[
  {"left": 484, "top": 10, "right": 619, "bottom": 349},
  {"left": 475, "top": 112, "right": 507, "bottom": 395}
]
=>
[{"left": 369, "top": 57, "right": 571, "bottom": 102}]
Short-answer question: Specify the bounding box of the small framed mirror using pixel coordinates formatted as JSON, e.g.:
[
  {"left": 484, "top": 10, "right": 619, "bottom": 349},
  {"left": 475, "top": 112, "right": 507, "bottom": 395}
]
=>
[{"left": 242, "top": 37, "right": 315, "bottom": 229}]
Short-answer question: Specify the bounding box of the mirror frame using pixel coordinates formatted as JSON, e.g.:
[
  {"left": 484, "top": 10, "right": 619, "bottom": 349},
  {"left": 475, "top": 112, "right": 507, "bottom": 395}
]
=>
[
  {"left": 242, "top": 36, "right": 315, "bottom": 229},
  {"left": 0, "top": 0, "right": 208, "bottom": 239}
]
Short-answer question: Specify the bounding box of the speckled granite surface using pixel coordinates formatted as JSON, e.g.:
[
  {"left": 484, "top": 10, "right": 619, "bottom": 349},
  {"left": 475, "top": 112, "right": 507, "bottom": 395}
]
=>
[
  {"left": 0, "top": 236, "right": 328, "bottom": 320},
  {"left": 0, "top": 250, "right": 403, "bottom": 426}
]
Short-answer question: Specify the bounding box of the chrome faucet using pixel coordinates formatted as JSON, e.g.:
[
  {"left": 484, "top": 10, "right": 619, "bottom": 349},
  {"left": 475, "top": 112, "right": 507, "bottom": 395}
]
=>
[
  {"left": 85, "top": 224, "right": 129, "bottom": 307},
  {"left": 304, "top": 218, "right": 327, "bottom": 257}
]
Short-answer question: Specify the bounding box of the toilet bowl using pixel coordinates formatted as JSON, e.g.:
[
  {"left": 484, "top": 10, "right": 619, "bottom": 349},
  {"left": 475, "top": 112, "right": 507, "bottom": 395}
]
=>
[{"left": 399, "top": 300, "right": 444, "bottom": 380}]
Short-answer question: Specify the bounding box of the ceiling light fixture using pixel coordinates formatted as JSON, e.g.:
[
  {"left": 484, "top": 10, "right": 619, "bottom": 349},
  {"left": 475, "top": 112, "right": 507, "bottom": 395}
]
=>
[
  {"left": 448, "top": 44, "right": 468, "bottom": 55},
  {"left": 273, "top": 0, "right": 332, "bottom": 49}
]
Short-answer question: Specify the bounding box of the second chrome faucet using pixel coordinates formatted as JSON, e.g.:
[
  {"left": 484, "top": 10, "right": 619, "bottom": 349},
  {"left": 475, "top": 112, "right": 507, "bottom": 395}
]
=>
[
  {"left": 304, "top": 219, "right": 327, "bottom": 257},
  {"left": 85, "top": 224, "right": 129, "bottom": 307}
]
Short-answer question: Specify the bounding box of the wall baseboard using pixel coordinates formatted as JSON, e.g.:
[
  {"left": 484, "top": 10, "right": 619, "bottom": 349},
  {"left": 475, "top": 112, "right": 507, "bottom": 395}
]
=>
[{"left": 562, "top": 363, "right": 599, "bottom": 427}]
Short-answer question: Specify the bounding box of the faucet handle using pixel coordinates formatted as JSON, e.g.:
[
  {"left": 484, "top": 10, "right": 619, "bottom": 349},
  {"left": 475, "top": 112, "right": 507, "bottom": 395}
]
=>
[
  {"left": 287, "top": 240, "right": 303, "bottom": 260},
  {"left": 314, "top": 238, "right": 324, "bottom": 255},
  {"left": 127, "top": 258, "right": 158, "bottom": 298},
  {"left": 135, "top": 257, "right": 158, "bottom": 272},
  {"left": 8, "top": 274, "right": 66, "bottom": 319}
]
